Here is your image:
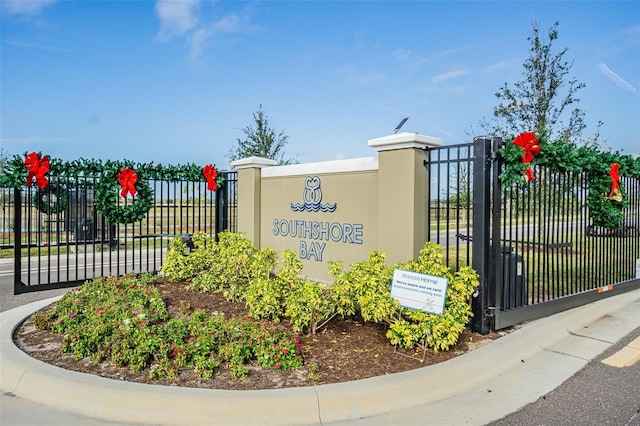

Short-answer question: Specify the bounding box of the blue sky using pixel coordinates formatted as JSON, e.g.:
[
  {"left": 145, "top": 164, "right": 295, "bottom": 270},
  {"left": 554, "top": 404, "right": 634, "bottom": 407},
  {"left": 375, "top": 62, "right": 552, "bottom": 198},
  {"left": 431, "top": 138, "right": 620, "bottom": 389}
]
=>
[{"left": 1, "top": 1, "right": 639, "bottom": 168}]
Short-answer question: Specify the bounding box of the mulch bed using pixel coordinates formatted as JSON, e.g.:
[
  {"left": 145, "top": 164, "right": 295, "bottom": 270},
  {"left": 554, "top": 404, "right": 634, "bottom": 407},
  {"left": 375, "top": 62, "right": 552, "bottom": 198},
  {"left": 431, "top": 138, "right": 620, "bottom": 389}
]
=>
[{"left": 14, "top": 278, "right": 506, "bottom": 390}]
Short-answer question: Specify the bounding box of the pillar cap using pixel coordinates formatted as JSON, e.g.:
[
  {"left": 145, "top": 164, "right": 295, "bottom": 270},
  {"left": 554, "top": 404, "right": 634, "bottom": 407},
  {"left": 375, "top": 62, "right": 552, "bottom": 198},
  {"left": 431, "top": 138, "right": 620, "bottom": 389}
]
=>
[
  {"left": 368, "top": 132, "right": 443, "bottom": 152},
  {"left": 231, "top": 156, "right": 278, "bottom": 170}
]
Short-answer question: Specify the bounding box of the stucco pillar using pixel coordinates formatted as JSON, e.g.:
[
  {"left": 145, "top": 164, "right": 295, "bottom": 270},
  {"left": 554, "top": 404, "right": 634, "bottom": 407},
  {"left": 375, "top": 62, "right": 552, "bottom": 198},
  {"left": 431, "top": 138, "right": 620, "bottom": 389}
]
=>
[
  {"left": 368, "top": 132, "right": 443, "bottom": 265},
  {"left": 230, "top": 156, "right": 278, "bottom": 247}
]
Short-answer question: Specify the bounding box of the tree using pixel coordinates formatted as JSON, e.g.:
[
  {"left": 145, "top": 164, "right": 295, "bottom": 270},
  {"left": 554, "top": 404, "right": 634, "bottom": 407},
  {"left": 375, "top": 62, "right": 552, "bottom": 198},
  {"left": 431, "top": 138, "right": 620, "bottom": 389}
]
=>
[
  {"left": 482, "top": 21, "right": 600, "bottom": 144},
  {"left": 227, "top": 105, "right": 297, "bottom": 165},
  {"left": 0, "top": 147, "right": 8, "bottom": 176}
]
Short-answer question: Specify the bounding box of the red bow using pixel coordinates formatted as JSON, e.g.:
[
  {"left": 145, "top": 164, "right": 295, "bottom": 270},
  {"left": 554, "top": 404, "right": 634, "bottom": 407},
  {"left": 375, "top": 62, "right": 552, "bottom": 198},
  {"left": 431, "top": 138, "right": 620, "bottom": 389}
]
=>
[
  {"left": 513, "top": 132, "right": 541, "bottom": 182},
  {"left": 608, "top": 163, "right": 622, "bottom": 201},
  {"left": 24, "top": 152, "right": 50, "bottom": 189},
  {"left": 203, "top": 164, "right": 218, "bottom": 191},
  {"left": 118, "top": 168, "right": 138, "bottom": 198}
]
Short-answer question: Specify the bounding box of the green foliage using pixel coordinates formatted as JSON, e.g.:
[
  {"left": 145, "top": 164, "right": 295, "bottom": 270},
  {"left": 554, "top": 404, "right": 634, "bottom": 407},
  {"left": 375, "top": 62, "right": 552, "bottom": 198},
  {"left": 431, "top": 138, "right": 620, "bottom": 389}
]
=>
[
  {"left": 34, "top": 274, "right": 304, "bottom": 381},
  {"left": 94, "top": 168, "right": 155, "bottom": 224},
  {"left": 328, "top": 251, "right": 398, "bottom": 324},
  {"left": 483, "top": 21, "right": 590, "bottom": 143},
  {"left": 388, "top": 243, "right": 479, "bottom": 352},
  {"left": 190, "top": 232, "right": 274, "bottom": 302},
  {"left": 0, "top": 153, "right": 225, "bottom": 186},
  {"left": 325, "top": 243, "right": 477, "bottom": 353},
  {"left": 161, "top": 237, "right": 200, "bottom": 282},
  {"left": 501, "top": 135, "right": 640, "bottom": 229},
  {"left": 285, "top": 278, "right": 333, "bottom": 334},
  {"left": 244, "top": 250, "right": 300, "bottom": 321},
  {"left": 0, "top": 153, "right": 225, "bottom": 225},
  {"left": 226, "top": 105, "right": 297, "bottom": 165},
  {"left": 164, "top": 231, "right": 277, "bottom": 304}
]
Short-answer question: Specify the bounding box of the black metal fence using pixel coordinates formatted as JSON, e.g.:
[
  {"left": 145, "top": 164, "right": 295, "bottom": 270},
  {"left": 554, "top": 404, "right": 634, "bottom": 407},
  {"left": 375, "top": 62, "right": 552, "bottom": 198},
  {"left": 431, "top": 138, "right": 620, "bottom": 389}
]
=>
[
  {"left": 4, "top": 171, "right": 237, "bottom": 294},
  {"left": 425, "top": 137, "right": 640, "bottom": 333}
]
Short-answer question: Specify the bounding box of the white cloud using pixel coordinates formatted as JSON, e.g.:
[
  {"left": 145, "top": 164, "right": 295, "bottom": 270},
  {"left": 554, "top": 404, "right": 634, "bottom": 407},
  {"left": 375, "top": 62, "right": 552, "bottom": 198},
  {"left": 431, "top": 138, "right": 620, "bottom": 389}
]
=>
[
  {"left": 3, "top": 39, "right": 73, "bottom": 53},
  {"left": 339, "top": 66, "right": 385, "bottom": 87},
  {"left": 1, "top": 0, "right": 57, "bottom": 16},
  {"left": 155, "top": 0, "right": 201, "bottom": 40},
  {"left": 483, "top": 60, "right": 514, "bottom": 72},
  {"left": 392, "top": 48, "right": 412, "bottom": 61},
  {"left": 431, "top": 69, "right": 468, "bottom": 84},
  {"left": 155, "top": 1, "right": 257, "bottom": 60},
  {"left": 598, "top": 62, "right": 638, "bottom": 94},
  {"left": 416, "top": 68, "right": 469, "bottom": 93}
]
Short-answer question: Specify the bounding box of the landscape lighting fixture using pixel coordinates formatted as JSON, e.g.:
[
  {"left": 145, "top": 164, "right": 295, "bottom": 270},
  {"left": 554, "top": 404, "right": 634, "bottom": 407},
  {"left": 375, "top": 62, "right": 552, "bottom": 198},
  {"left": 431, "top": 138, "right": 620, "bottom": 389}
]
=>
[{"left": 394, "top": 117, "right": 409, "bottom": 134}]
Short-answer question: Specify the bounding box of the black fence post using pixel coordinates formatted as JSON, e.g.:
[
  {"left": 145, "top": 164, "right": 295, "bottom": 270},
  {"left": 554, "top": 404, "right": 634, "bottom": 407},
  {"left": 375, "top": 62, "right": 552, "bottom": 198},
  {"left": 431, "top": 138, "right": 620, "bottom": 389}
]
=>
[
  {"left": 215, "top": 173, "right": 229, "bottom": 240},
  {"left": 470, "top": 138, "right": 493, "bottom": 334},
  {"left": 13, "top": 188, "right": 22, "bottom": 294}
]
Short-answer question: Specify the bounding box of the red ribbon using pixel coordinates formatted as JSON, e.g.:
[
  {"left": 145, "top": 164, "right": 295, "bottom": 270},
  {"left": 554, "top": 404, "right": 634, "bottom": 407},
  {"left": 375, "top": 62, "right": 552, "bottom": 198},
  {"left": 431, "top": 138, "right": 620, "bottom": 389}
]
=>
[
  {"left": 118, "top": 168, "right": 138, "bottom": 198},
  {"left": 513, "top": 132, "right": 541, "bottom": 182},
  {"left": 609, "top": 163, "right": 622, "bottom": 201},
  {"left": 202, "top": 164, "right": 218, "bottom": 191},
  {"left": 525, "top": 167, "right": 536, "bottom": 182},
  {"left": 24, "top": 152, "right": 50, "bottom": 189}
]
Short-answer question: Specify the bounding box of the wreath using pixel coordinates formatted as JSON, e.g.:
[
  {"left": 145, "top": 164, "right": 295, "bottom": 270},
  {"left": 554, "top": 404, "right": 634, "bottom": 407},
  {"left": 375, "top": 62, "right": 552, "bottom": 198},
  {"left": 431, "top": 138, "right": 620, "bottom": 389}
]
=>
[
  {"left": 94, "top": 168, "right": 155, "bottom": 224},
  {"left": 500, "top": 132, "right": 640, "bottom": 230},
  {"left": 34, "top": 184, "right": 68, "bottom": 215}
]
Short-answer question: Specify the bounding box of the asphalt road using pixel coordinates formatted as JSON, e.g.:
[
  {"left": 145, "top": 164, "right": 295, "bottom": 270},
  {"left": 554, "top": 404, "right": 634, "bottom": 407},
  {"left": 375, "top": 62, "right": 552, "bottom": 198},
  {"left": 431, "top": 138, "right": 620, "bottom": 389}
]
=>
[{"left": 0, "top": 258, "right": 71, "bottom": 312}]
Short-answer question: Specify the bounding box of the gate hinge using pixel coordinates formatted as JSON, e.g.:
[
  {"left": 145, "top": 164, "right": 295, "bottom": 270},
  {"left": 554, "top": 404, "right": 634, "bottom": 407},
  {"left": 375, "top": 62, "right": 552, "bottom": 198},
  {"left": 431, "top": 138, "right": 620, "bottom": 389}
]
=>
[{"left": 486, "top": 307, "right": 496, "bottom": 318}]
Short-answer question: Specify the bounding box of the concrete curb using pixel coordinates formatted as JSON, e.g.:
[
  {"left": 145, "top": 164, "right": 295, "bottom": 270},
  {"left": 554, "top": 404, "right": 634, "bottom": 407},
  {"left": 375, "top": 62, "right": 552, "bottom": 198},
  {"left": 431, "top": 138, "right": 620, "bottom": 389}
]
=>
[{"left": 2, "top": 289, "right": 639, "bottom": 425}]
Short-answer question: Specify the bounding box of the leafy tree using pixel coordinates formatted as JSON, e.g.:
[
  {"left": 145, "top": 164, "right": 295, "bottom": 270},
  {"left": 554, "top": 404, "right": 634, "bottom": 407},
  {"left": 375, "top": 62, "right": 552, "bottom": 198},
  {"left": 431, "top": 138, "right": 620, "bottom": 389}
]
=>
[
  {"left": 227, "top": 105, "right": 297, "bottom": 165},
  {"left": 0, "top": 147, "right": 8, "bottom": 176},
  {"left": 481, "top": 21, "right": 600, "bottom": 144}
]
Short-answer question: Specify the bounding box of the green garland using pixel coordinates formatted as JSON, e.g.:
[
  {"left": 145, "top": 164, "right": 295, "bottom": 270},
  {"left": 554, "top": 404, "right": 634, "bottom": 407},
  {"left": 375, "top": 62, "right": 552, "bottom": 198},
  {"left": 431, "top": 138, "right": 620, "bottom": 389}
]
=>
[
  {"left": 0, "top": 155, "right": 226, "bottom": 185},
  {"left": 0, "top": 153, "right": 226, "bottom": 225},
  {"left": 500, "top": 134, "right": 640, "bottom": 230},
  {"left": 35, "top": 184, "right": 68, "bottom": 215}
]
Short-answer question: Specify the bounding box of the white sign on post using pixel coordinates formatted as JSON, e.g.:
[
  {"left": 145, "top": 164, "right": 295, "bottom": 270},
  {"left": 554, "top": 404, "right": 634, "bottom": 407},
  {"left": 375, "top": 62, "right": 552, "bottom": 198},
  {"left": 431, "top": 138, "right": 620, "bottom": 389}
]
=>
[{"left": 390, "top": 269, "right": 448, "bottom": 315}]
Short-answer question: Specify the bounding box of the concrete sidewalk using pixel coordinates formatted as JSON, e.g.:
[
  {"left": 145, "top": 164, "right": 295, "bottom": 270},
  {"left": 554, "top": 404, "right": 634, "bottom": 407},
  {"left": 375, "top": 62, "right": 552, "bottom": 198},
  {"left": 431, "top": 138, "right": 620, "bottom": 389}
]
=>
[{"left": 2, "top": 288, "right": 639, "bottom": 426}]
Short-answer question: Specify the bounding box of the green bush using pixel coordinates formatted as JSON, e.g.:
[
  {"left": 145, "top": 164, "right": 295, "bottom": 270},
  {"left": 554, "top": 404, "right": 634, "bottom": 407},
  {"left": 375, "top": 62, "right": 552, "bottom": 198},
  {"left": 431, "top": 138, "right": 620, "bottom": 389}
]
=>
[
  {"left": 245, "top": 250, "right": 300, "bottom": 322},
  {"left": 188, "top": 232, "right": 277, "bottom": 302},
  {"left": 285, "top": 277, "right": 333, "bottom": 334},
  {"left": 328, "top": 251, "right": 399, "bottom": 324},
  {"left": 166, "top": 233, "right": 478, "bottom": 351},
  {"left": 33, "top": 274, "right": 305, "bottom": 381},
  {"left": 161, "top": 232, "right": 216, "bottom": 282},
  {"left": 387, "top": 243, "right": 479, "bottom": 352}
]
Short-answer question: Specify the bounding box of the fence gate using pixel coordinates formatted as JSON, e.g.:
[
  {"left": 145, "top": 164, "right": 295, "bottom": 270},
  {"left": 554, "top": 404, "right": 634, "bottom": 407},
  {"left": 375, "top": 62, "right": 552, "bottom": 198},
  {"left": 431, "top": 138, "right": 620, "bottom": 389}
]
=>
[
  {"left": 426, "top": 137, "right": 640, "bottom": 334},
  {"left": 7, "top": 171, "right": 237, "bottom": 295}
]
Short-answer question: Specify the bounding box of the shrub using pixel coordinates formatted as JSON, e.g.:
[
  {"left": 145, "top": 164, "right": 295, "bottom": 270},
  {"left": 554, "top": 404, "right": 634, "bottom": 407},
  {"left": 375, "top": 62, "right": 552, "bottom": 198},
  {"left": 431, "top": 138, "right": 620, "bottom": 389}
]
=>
[
  {"left": 189, "top": 232, "right": 277, "bottom": 302},
  {"left": 161, "top": 232, "right": 217, "bottom": 282},
  {"left": 33, "top": 274, "right": 305, "bottom": 381},
  {"left": 245, "top": 250, "right": 300, "bottom": 322},
  {"left": 285, "top": 277, "right": 333, "bottom": 334},
  {"left": 387, "top": 242, "right": 479, "bottom": 352},
  {"left": 328, "top": 251, "right": 399, "bottom": 324}
]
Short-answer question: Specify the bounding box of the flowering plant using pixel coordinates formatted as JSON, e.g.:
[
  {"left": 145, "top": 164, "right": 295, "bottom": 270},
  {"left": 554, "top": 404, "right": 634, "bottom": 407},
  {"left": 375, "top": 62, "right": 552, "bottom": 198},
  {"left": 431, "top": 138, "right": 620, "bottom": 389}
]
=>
[{"left": 32, "top": 274, "right": 305, "bottom": 381}]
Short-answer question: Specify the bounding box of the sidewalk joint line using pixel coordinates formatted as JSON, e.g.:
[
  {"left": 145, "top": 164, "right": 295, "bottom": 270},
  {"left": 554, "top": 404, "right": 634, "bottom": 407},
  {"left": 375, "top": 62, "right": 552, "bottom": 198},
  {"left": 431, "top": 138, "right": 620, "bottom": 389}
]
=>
[
  {"left": 312, "top": 385, "right": 324, "bottom": 425},
  {"left": 567, "top": 330, "right": 614, "bottom": 344},
  {"left": 541, "top": 346, "right": 590, "bottom": 361}
]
